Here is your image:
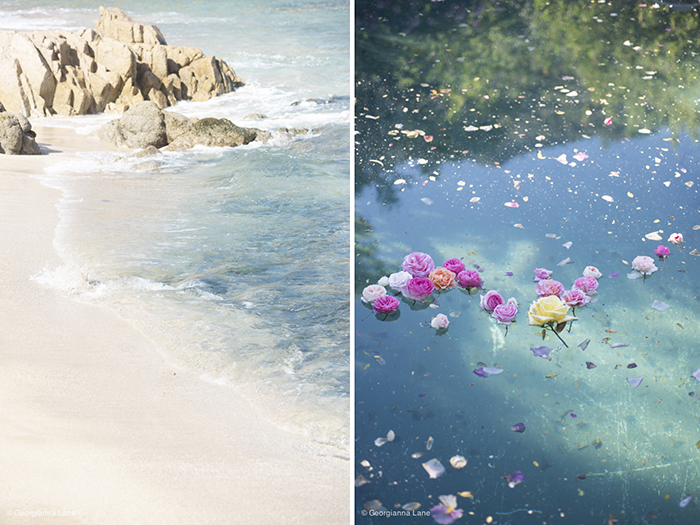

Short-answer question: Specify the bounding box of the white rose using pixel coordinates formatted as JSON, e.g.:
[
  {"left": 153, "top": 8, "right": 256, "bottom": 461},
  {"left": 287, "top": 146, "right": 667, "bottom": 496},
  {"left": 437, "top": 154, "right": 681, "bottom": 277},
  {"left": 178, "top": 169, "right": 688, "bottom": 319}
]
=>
[
  {"left": 377, "top": 275, "right": 390, "bottom": 286},
  {"left": 388, "top": 271, "right": 412, "bottom": 292},
  {"left": 668, "top": 233, "right": 684, "bottom": 246},
  {"left": 582, "top": 266, "right": 602, "bottom": 279},
  {"left": 631, "top": 256, "right": 657, "bottom": 275},
  {"left": 362, "top": 284, "right": 387, "bottom": 303},
  {"left": 430, "top": 313, "right": 450, "bottom": 330}
]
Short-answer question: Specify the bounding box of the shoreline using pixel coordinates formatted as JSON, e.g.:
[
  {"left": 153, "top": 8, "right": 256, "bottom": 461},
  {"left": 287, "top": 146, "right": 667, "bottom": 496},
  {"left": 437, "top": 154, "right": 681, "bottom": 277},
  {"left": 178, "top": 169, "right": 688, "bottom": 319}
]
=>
[{"left": 0, "top": 126, "right": 350, "bottom": 524}]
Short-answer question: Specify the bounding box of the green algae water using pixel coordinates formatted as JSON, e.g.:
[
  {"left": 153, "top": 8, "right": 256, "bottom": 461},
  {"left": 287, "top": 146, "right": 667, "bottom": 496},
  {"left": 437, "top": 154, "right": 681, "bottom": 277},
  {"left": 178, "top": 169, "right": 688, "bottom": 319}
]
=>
[
  {"left": 356, "top": 1, "right": 700, "bottom": 523},
  {"left": 0, "top": 0, "right": 350, "bottom": 448}
]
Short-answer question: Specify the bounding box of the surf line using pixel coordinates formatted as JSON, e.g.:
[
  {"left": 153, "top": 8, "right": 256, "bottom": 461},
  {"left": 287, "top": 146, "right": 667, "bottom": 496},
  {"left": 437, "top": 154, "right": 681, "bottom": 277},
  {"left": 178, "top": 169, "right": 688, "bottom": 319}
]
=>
[{"left": 495, "top": 509, "right": 543, "bottom": 516}]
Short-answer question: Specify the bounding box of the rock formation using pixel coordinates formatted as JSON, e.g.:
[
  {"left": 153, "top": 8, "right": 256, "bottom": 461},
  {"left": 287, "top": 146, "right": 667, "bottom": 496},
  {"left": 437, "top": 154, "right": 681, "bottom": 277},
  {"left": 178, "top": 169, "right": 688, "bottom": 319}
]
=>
[
  {"left": 95, "top": 101, "right": 312, "bottom": 151},
  {"left": 0, "top": 7, "right": 244, "bottom": 118},
  {"left": 0, "top": 102, "right": 42, "bottom": 155}
]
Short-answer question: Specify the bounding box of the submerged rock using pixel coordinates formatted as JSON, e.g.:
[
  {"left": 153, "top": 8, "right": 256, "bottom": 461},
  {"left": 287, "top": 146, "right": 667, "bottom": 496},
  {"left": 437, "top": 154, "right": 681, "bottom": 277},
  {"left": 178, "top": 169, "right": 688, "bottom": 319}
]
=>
[{"left": 164, "top": 117, "right": 257, "bottom": 151}]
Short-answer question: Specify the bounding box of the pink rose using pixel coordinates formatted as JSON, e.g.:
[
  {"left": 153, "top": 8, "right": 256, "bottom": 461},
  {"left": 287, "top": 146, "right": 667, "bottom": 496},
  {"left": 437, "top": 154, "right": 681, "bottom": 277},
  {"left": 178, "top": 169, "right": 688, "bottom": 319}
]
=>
[
  {"left": 631, "top": 255, "right": 657, "bottom": 276},
  {"left": 401, "top": 252, "right": 435, "bottom": 278},
  {"left": 443, "top": 258, "right": 465, "bottom": 275},
  {"left": 362, "top": 284, "right": 387, "bottom": 304},
  {"left": 479, "top": 290, "right": 504, "bottom": 313},
  {"left": 582, "top": 266, "right": 602, "bottom": 279},
  {"left": 562, "top": 289, "right": 591, "bottom": 307},
  {"left": 533, "top": 268, "right": 553, "bottom": 282},
  {"left": 457, "top": 269, "right": 482, "bottom": 289},
  {"left": 492, "top": 297, "right": 518, "bottom": 325},
  {"left": 654, "top": 245, "right": 670, "bottom": 259},
  {"left": 403, "top": 277, "right": 435, "bottom": 301},
  {"left": 535, "top": 279, "right": 565, "bottom": 298},
  {"left": 430, "top": 313, "right": 450, "bottom": 330},
  {"left": 572, "top": 276, "right": 598, "bottom": 295},
  {"left": 373, "top": 295, "right": 400, "bottom": 314}
]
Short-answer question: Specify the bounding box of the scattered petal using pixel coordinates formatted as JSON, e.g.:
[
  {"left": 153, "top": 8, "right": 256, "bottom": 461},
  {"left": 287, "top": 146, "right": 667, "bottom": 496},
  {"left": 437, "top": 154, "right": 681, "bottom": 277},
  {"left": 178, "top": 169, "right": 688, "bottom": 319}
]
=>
[
  {"left": 571, "top": 413, "right": 577, "bottom": 419},
  {"left": 557, "top": 257, "right": 572, "bottom": 266},
  {"left": 387, "top": 430, "right": 395, "bottom": 442},
  {"left": 422, "top": 458, "right": 446, "bottom": 479},
  {"left": 638, "top": 128, "right": 652, "bottom": 134},
  {"left": 602, "top": 195, "right": 614, "bottom": 203},
  {"left": 504, "top": 470, "right": 525, "bottom": 488},
  {"left": 586, "top": 361, "right": 597, "bottom": 369},
  {"left": 473, "top": 367, "right": 503, "bottom": 378},
  {"left": 424, "top": 135, "right": 434, "bottom": 143},
  {"left": 573, "top": 153, "right": 588, "bottom": 162},
  {"left": 556, "top": 154, "right": 568, "bottom": 164},
  {"left": 604, "top": 117, "right": 613, "bottom": 126},
  {"left": 608, "top": 271, "right": 620, "bottom": 278},
  {"left": 627, "top": 376, "right": 644, "bottom": 388},
  {"left": 514, "top": 223, "right": 525, "bottom": 229},
  {"left": 578, "top": 339, "right": 590, "bottom": 351},
  {"left": 504, "top": 201, "right": 520, "bottom": 208},
  {"left": 691, "top": 369, "right": 700, "bottom": 382},
  {"left": 402, "top": 502, "right": 422, "bottom": 511},
  {"left": 680, "top": 496, "right": 693, "bottom": 508},
  {"left": 627, "top": 363, "right": 637, "bottom": 369},
  {"left": 645, "top": 231, "right": 663, "bottom": 241},
  {"left": 411, "top": 452, "right": 425, "bottom": 459},
  {"left": 394, "top": 179, "right": 407, "bottom": 185},
  {"left": 609, "top": 342, "right": 630, "bottom": 348},
  {"left": 450, "top": 455, "right": 468, "bottom": 469},
  {"left": 545, "top": 233, "right": 557, "bottom": 239},
  {"left": 651, "top": 300, "right": 670, "bottom": 311},
  {"left": 690, "top": 249, "right": 700, "bottom": 256},
  {"left": 510, "top": 423, "right": 526, "bottom": 433},
  {"left": 503, "top": 272, "right": 513, "bottom": 276},
  {"left": 562, "top": 241, "right": 573, "bottom": 249},
  {"left": 375, "top": 437, "right": 387, "bottom": 447},
  {"left": 419, "top": 393, "right": 427, "bottom": 398},
  {"left": 530, "top": 346, "right": 553, "bottom": 359}
]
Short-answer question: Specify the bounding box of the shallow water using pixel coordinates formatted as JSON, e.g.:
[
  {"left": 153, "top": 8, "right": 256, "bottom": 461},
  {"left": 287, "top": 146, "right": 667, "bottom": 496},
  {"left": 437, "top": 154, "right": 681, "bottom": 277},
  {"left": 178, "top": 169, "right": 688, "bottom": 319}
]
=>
[
  {"left": 356, "top": 2, "right": 700, "bottom": 523},
  {"left": 0, "top": 0, "right": 350, "bottom": 447}
]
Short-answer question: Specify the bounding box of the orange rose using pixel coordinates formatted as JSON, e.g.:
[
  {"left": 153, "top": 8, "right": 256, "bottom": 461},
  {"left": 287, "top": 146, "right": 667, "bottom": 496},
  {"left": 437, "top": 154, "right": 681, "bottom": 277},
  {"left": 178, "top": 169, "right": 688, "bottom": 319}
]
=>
[{"left": 428, "top": 267, "right": 456, "bottom": 291}]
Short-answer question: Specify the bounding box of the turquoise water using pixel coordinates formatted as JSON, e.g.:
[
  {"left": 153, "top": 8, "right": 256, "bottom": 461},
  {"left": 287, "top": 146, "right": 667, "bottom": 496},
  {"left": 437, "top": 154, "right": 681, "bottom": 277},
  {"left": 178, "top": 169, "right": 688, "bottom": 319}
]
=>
[
  {"left": 356, "top": 2, "right": 700, "bottom": 523},
  {"left": 0, "top": 0, "right": 349, "bottom": 447}
]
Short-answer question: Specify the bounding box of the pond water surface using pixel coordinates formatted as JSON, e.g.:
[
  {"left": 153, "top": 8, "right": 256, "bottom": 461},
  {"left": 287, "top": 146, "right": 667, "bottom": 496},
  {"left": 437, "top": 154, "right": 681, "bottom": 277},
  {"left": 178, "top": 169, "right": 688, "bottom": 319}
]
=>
[{"left": 355, "top": 2, "right": 700, "bottom": 524}]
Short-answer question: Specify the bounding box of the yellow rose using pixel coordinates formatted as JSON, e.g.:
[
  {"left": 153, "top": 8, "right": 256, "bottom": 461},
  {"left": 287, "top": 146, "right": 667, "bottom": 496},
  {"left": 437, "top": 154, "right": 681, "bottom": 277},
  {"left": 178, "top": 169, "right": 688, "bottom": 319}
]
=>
[{"left": 527, "top": 295, "right": 576, "bottom": 326}]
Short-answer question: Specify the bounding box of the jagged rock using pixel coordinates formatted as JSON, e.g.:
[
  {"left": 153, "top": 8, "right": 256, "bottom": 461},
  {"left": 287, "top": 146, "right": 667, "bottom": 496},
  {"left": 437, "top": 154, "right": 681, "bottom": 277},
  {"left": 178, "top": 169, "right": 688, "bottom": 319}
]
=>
[
  {"left": 243, "top": 113, "right": 268, "bottom": 119},
  {"left": 0, "top": 111, "right": 41, "bottom": 154},
  {"left": 0, "top": 7, "right": 244, "bottom": 117},
  {"left": 96, "top": 101, "right": 167, "bottom": 149},
  {"left": 95, "top": 101, "right": 257, "bottom": 151},
  {"left": 95, "top": 6, "right": 166, "bottom": 45}
]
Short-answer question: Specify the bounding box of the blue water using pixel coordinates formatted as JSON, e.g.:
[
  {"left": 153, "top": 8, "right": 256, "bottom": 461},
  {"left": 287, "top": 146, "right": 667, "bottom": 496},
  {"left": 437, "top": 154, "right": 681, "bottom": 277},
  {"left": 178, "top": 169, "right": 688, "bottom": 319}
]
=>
[
  {"left": 356, "top": 2, "right": 700, "bottom": 523},
  {"left": 0, "top": 0, "right": 349, "bottom": 447}
]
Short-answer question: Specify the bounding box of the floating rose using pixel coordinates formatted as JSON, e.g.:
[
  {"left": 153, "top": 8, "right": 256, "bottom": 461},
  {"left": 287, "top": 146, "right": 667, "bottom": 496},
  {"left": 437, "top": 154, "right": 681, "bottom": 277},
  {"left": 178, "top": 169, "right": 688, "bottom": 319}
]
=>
[
  {"left": 479, "top": 290, "right": 504, "bottom": 313},
  {"left": 456, "top": 269, "right": 482, "bottom": 292},
  {"left": 492, "top": 298, "right": 518, "bottom": 335},
  {"left": 628, "top": 255, "right": 658, "bottom": 281},
  {"left": 430, "top": 494, "right": 464, "bottom": 525},
  {"left": 403, "top": 277, "right": 435, "bottom": 302},
  {"left": 504, "top": 470, "right": 525, "bottom": 488},
  {"left": 582, "top": 266, "right": 602, "bottom": 279},
  {"left": 402, "top": 251, "right": 435, "bottom": 277},
  {"left": 362, "top": 284, "right": 387, "bottom": 304},
  {"left": 654, "top": 245, "right": 670, "bottom": 260},
  {"left": 573, "top": 276, "right": 598, "bottom": 295},
  {"left": 535, "top": 279, "right": 565, "bottom": 298},
  {"left": 533, "top": 267, "right": 553, "bottom": 282},
  {"left": 443, "top": 258, "right": 465, "bottom": 275},
  {"left": 388, "top": 271, "right": 412, "bottom": 292},
  {"left": 430, "top": 313, "right": 450, "bottom": 330},
  {"left": 528, "top": 295, "right": 576, "bottom": 347},
  {"left": 668, "top": 233, "right": 684, "bottom": 246},
  {"left": 372, "top": 295, "right": 400, "bottom": 315},
  {"left": 562, "top": 288, "right": 591, "bottom": 310},
  {"left": 429, "top": 267, "right": 457, "bottom": 291}
]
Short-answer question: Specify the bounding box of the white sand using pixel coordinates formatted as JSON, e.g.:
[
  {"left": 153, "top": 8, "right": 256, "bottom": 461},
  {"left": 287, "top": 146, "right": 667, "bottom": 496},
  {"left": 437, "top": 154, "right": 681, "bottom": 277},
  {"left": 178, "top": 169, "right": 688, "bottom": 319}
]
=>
[{"left": 0, "top": 126, "right": 350, "bottom": 524}]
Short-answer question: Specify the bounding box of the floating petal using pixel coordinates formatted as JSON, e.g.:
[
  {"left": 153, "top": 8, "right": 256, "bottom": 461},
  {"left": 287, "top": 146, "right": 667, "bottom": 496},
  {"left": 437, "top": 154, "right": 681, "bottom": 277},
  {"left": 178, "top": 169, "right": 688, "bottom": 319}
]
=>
[
  {"left": 545, "top": 233, "right": 558, "bottom": 239},
  {"left": 470, "top": 197, "right": 481, "bottom": 203},
  {"left": 387, "top": 430, "right": 395, "bottom": 442},
  {"left": 450, "top": 455, "right": 468, "bottom": 469},
  {"left": 504, "top": 201, "right": 520, "bottom": 208},
  {"left": 604, "top": 117, "right": 613, "bottom": 126},
  {"left": 504, "top": 470, "right": 525, "bottom": 488},
  {"left": 530, "top": 346, "right": 553, "bottom": 359},
  {"left": 638, "top": 128, "right": 651, "bottom": 134},
  {"left": 503, "top": 272, "right": 513, "bottom": 276},
  {"left": 402, "top": 502, "right": 422, "bottom": 511},
  {"left": 627, "top": 363, "right": 637, "bottom": 369},
  {"left": 645, "top": 231, "right": 663, "bottom": 241},
  {"left": 422, "top": 458, "right": 446, "bottom": 479},
  {"left": 473, "top": 367, "right": 503, "bottom": 377},
  {"left": 557, "top": 257, "right": 571, "bottom": 266},
  {"left": 421, "top": 198, "right": 434, "bottom": 205},
  {"left": 680, "top": 496, "right": 693, "bottom": 508},
  {"left": 573, "top": 153, "right": 588, "bottom": 162},
  {"left": 651, "top": 300, "right": 670, "bottom": 311},
  {"left": 412, "top": 452, "right": 425, "bottom": 459},
  {"left": 556, "top": 154, "right": 568, "bottom": 164},
  {"left": 627, "top": 376, "right": 644, "bottom": 388},
  {"left": 608, "top": 271, "right": 620, "bottom": 279},
  {"left": 691, "top": 369, "right": 700, "bottom": 382},
  {"left": 375, "top": 437, "right": 388, "bottom": 447},
  {"left": 578, "top": 339, "right": 590, "bottom": 351},
  {"left": 586, "top": 362, "right": 597, "bottom": 369},
  {"left": 690, "top": 249, "right": 700, "bottom": 257},
  {"left": 601, "top": 195, "right": 614, "bottom": 203},
  {"left": 609, "top": 342, "right": 629, "bottom": 348},
  {"left": 394, "top": 179, "right": 406, "bottom": 185},
  {"left": 562, "top": 241, "right": 573, "bottom": 249},
  {"left": 510, "top": 423, "right": 526, "bottom": 433},
  {"left": 514, "top": 223, "right": 525, "bottom": 229}
]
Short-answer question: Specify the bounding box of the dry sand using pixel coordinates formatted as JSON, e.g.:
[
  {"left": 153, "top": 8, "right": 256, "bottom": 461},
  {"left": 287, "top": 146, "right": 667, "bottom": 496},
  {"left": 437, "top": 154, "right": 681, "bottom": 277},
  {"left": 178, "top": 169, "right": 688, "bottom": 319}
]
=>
[{"left": 0, "top": 126, "right": 350, "bottom": 524}]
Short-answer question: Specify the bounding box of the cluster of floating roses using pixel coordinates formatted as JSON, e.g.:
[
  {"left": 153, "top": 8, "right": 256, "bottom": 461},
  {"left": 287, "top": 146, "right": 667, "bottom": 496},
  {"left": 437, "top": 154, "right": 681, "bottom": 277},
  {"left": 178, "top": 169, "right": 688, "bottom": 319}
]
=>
[
  {"left": 360, "top": 251, "right": 483, "bottom": 329},
  {"left": 628, "top": 236, "right": 679, "bottom": 281}
]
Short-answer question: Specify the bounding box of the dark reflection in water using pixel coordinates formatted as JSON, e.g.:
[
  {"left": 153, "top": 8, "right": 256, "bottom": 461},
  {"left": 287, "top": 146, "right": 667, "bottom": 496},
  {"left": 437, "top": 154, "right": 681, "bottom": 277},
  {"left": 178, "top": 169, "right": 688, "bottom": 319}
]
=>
[{"left": 356, "top": 2, "right": 700, "bottom": 524}]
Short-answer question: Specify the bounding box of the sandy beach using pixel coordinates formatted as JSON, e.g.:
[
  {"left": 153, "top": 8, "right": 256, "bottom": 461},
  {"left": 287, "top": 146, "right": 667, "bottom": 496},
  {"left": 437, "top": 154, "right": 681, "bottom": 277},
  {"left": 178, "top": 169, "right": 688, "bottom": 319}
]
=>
[{"left": 0, "top": 126, "right": 350, "bottom": 524}]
